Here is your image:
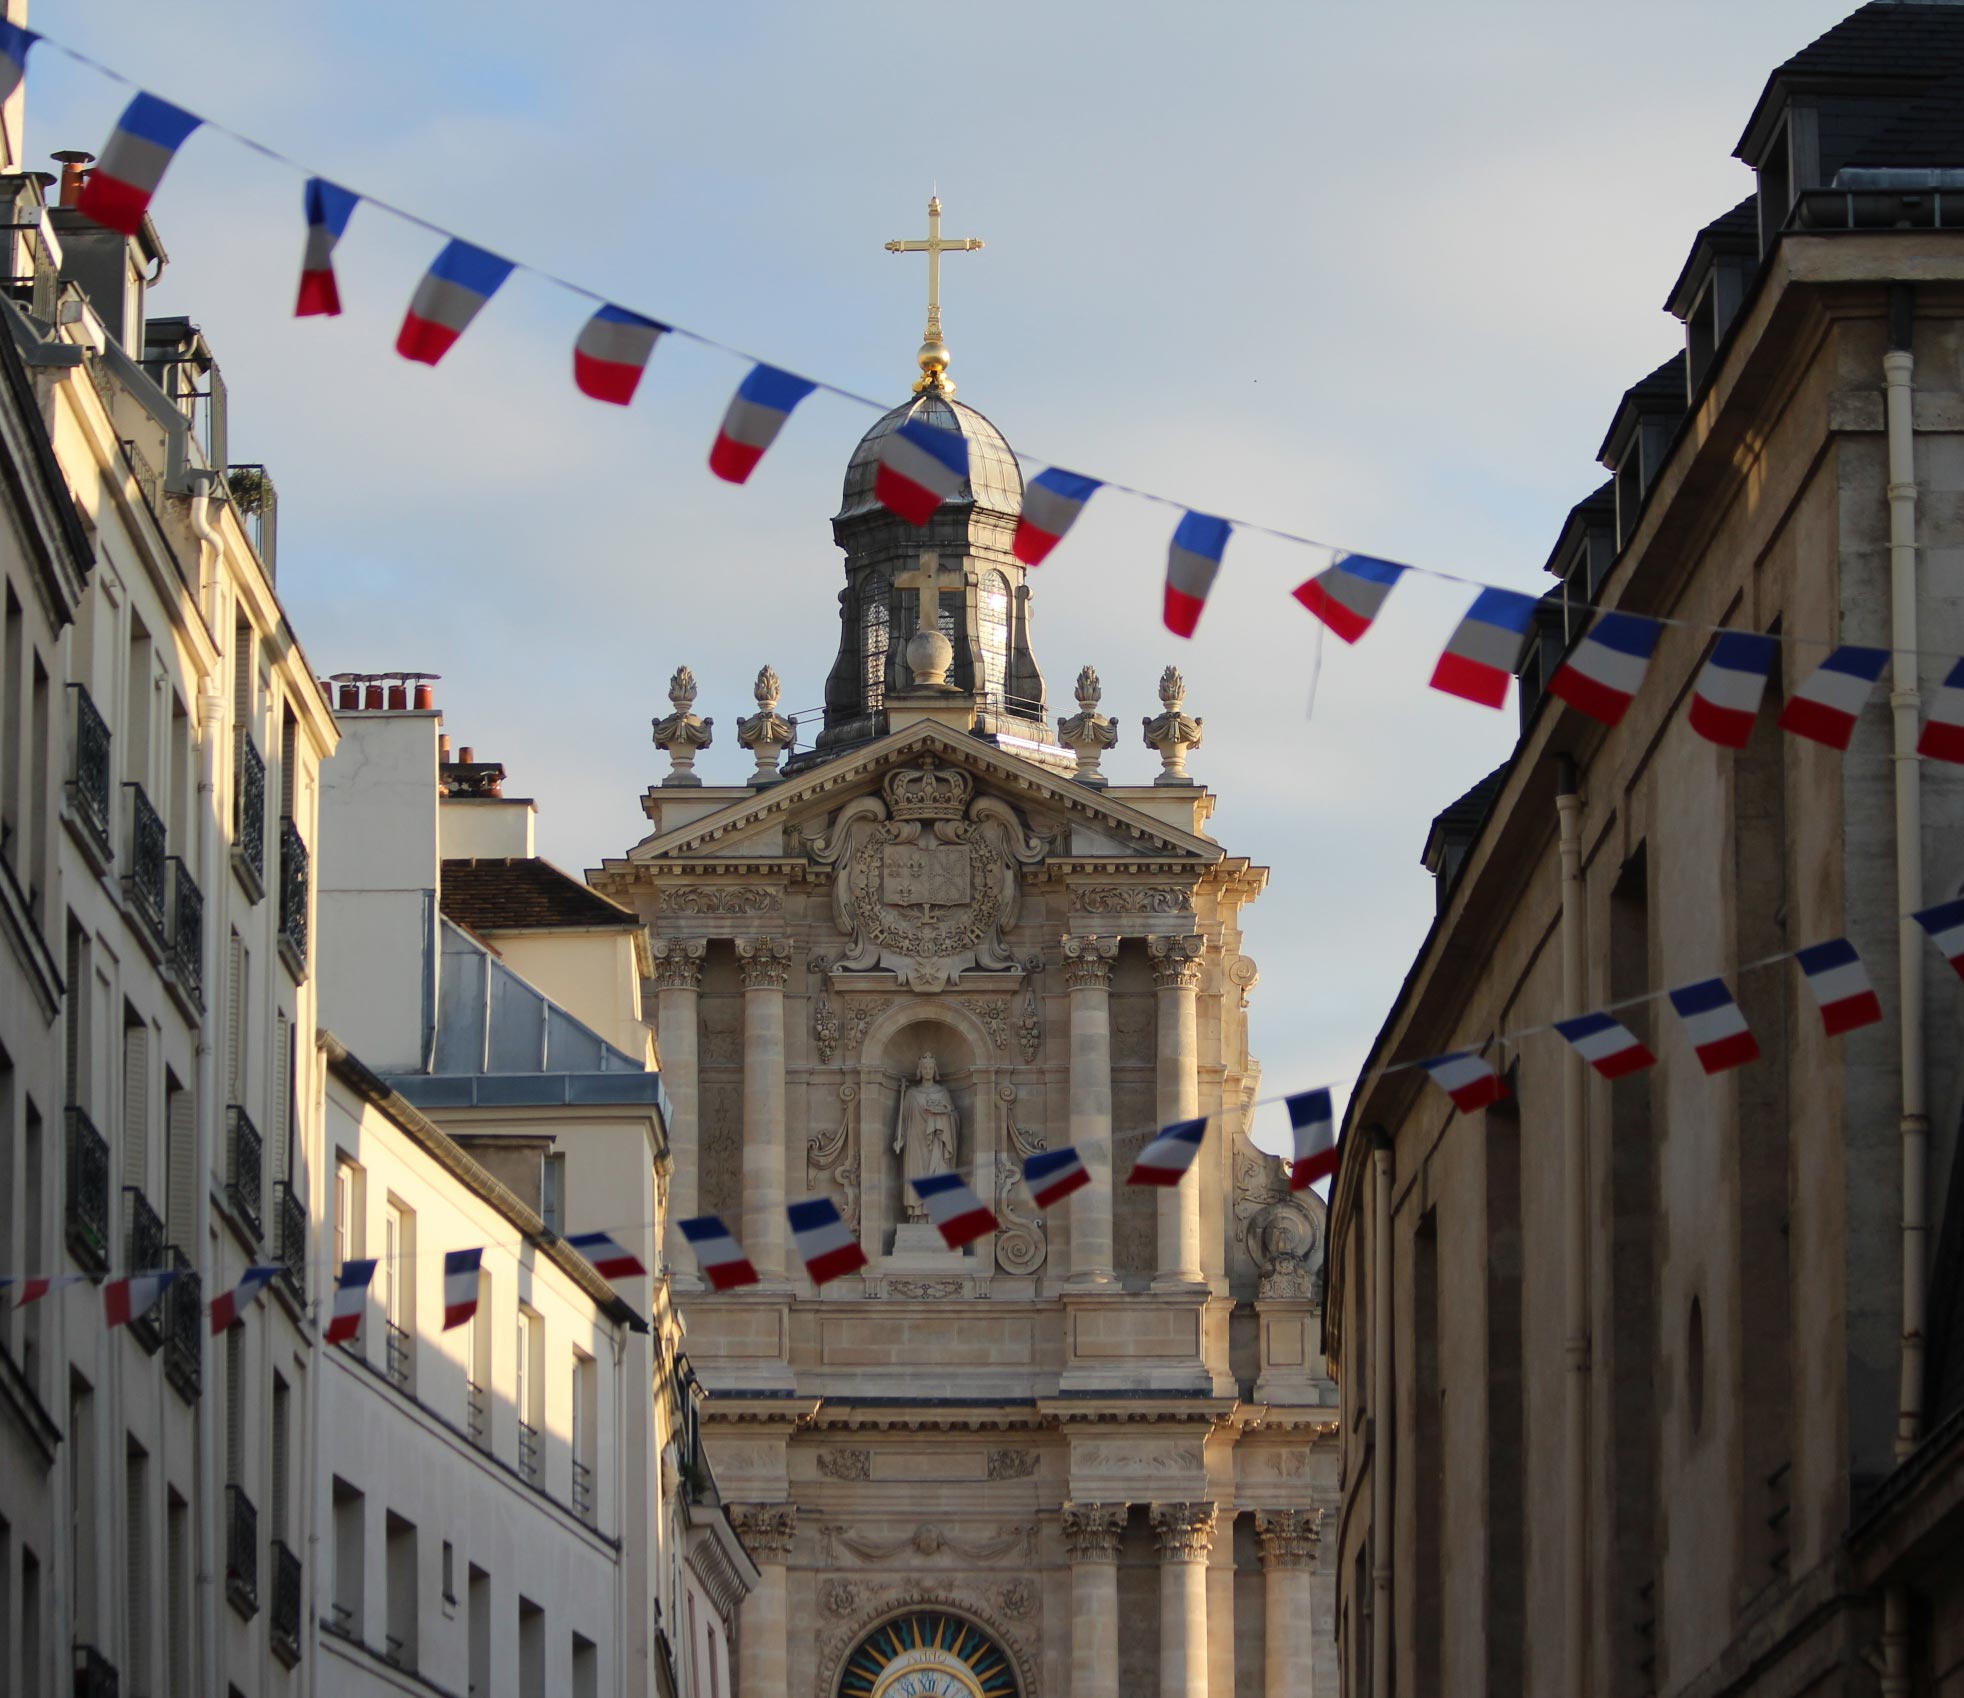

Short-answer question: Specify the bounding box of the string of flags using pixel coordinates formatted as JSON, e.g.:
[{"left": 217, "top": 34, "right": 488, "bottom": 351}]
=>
[{"left": 18, "top": 23, "right": 1964, "bottom": 731}]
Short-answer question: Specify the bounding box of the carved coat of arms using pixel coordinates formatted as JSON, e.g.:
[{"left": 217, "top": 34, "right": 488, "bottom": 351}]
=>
[{"left": 806, "top": 757, "right": 1049, "bottom": 990}]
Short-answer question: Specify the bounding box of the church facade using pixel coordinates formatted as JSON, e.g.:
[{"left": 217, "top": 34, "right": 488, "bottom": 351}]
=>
[{"left": 593, "top": 306, "right": 1336, "bottom": 1697}]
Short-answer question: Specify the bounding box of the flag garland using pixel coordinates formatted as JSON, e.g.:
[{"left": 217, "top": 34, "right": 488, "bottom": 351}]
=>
[
  {"left": 1430, "top": 588, "right": 1536, "bottom": 709},
  {"left": 1688, "top": 631, "right": 1778, "bottom": 748},
  {"left": 709, "top": 364, "right": 816, "bottom": 484},
  {"left": 210, "top": 1265, "right": 280, "bottom": 1334},
  {"left": 1127, "top": 1116, "right": 1208, "bottom": 1185},
  {"left": 1286, "top": 1090, "right": 1337, "bottom": 1189},
  {"left": 397, "top": 239, "right": 514, "bottom": 366},
  {"left": 1552, "top": 1012, "right": 1655, "bottom": 1080},
  {"left": 105, "top": 1271, "right": 179, "bottom": 1328},
  {"left": 787, "top": 1196, "right": 868, "bottom": 1285},
  {"left": 296, "top": 178, "right": 358, "bottom": 317},
  {"left": 77, "top": 91, "right": 200, "bottom": 235},
  {"left": 1164, "top": 512, "right": 1231, "bottom": 638},
  {"left": 573, "top": 304, "right": 668, "bottom": 406},
  {"left": 0, "top": 22, "right": 36, "bottom": 108},
  {"left": 1548, "top": 611, "right": 1661, "bottom": 728},
  {"left": 442, "top": 1247, "right": 483, "bottom": 1330},
  {"left": 1794, "top": 938, "right": 1884, "bottom": 1035},
  {"left": 1914, "top": 900, "right": 1964, "bottom": 976},
  {"left": 1013, "top": 469, "right": 1100, "bottom": 565},
  {"left": 1293, "top": 553, "right": 1407, "bottom": 644},
  {"left": 325, "top": 1259, "right": 376, "bottom": 1345},
  {"left": 1778, "top": 645, "right": 1889, "bottom": 749},
  {"left": 678, "top": 1214, "right": 760, "bottom": 1291},
  {"left": 1021, "top": 1145, "right": 1090, "bottom": 1206},
  {"left": 875, "top": 415, "right": 970, "bottom": 524},
  {"left": 1419, "top": 1052, "right": 1505, "bottom": 1113},
  {"left": 909, "top": 1172, "right": 1001, "bottom": 1249},
  {"left": 1667, "top": 979, "right": 1759, "bottom": 1074},
  {"left": 1918, "top": 659, "right": 1964, "bottom": 763},
  {"left": 564, "top": 1230, "right": 647, "bottom": 1281}
]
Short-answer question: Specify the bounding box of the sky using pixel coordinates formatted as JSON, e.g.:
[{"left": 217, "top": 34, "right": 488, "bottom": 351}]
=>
[{"left": 23, "top": 0, "right": 1857, "bottom": 1157}]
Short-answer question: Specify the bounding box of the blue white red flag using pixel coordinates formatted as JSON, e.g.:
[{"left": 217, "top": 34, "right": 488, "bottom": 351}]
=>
[
  {"left": 12, "top": 1273, "right": 83, "bottom": 1308},
  {"left": 1286, "top": 1090, "right": 1337, "bottom": 1190},
  {"left": 1918, "top": 659, "right": 1964, "bottom": 764},
  {"left": 79, "top": 93, "right": 202, "bottom": 236},
  {"left": 0, "top": 22, "right": 37, "bottom": 109},
  {"left": 296, "top": 179, "right": 357, "bottom": 318},
  {"left": 1794, "top": 938, "right": 1883, "bottom": 1035},
  {"left": 787, "top": 1196, "right": 868, "bottom": 1285},
  {"left": 678, "top": 1214, "right": 760, "bottom": 1291},
  {"left": 1430, "top": 588, "right": 1536, "bottom": 708},
  {"left": 709, "top": 364, "right": 817, "bottom": 484},
  {"left": 1777, "top": 645, "right": 1888, "bottom": 749},
  {"left": 876, "top": 415, "right": 969, "bottom": 524},
  {"left": 442, "top": 1248, "right": 483, "bottom": 1331},
  {"left": 1419, "top": 1052, "right": 1506, "bottom": 1113},
  {"left": 1914, "top": 899, "right": 1964, "bottom": 977},
  {"left": 105, "top": 1271, "right": 179, "bottom": 1329},
  {"left": 1688, "top": 631, "right": 1778, "bottom": 748},
  {"left": 910, "top": 1172, "right": 1000, "bottom": 1249},
  {"left": 396, "top": 240, "right": 514, "bottom": 366},
  {"left": 1021, "top": 1146, "right": 1090, "bottom": 1209},
  {"left": 1667, "top": 979, "right": 1759, "bottom": 1073},
  {"left": 574, "top": 304, "right": 667, "bottom": 406},
  {"left": 1552, "top": 1012, "right": 1655, "bottom": 1080},
  {"left": 1014, "top": 468, "right": 1100, "bottom": 565},
  {"left": 326, "top": 1259, "right": 376, "bottom": 1345},
  {"left": 1549, "top": 611, "right": 1661, "bottom": 726},
  {"left": 210, "top": 1265, "right": 280, "bottom": 1334},
  {"left": 1164, "top": 512, "right": 1231, "bottom": 638},
  {"left": 1127, "top": 1117, "right": 1207, "bottom": 1186},
  {"left": 565, "top": 1231, "right": 647, "bottom": 1281},
  {"left": 1293, "top": 553, "right": 1406, "bottom": 644}
]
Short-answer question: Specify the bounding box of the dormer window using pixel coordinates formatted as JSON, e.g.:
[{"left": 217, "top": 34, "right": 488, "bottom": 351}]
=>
[
  {"left": 859, "top": 576, "right": 890, "bottom": 713},
  {"left": 978, "top": 570, "right": 1011, "bottom": 704},
  {"left": 1758, "top": 113, "right": 1795, "bottom": 252}
]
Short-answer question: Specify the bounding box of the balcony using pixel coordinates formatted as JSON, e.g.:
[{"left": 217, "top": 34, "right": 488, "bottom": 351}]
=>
[
  {"left": 274, "top": 1179, "right": 306, "bottom": 1303},
  {"left": 467, "top": 1379, "right": 489, "bottom": 1448},
  {"left": 573, "top": 1457, "right": 594, "bottom": 1523},
  {"left": 231, "top": 733, "right": 265, "bottom": 901},
  {"left": 65, "top": 684, "right": 112, "bottom": 867},
  {"left": 163, "top": 1246, "right": 201, "bottom": 1400},
  {"left": 226, "top": 1482, "right": 259, "bottom": 1617},
  {"left": 167, "top": 857, "right": 203, "bottom": 1008},
  {"left": 270, "top": 1540, "right": 302, "bottom": 1667},
  {"left": 277, "top": 817, "right": 308, "bottom": 978},
  {"left": 384, "top": 1320, "right": 413, "bottom": 1392},
  {"left": 518, "top": 1420, "right": 542, "bottom": 1485},
  {"left": 123, "top": 782, "right": 167, "bottom": 949},
  {"left": 227, "top": 462, "right": 278, "bottom": 579},
  {"left": 226, "top": 1105, "right": 263, "bottom": 1243},
  {"left": 64, "top": 1106, "right": 110, "bottom": 1271},
  {"left": 71, "top": 1644, "right": 118, "bottom": 1698},
  {"left": 122, "top": 1188, "right": 166, "bottom": 1353}
]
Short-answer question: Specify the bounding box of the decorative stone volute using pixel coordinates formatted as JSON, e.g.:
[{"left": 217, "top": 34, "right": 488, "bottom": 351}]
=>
[
  {"left": 653, "top": 665, "right": 714, "bottom": 787},
  {"left": 1148, "top": 933, "right": 1205, "bottom": 992},
  {"left": 1057, "top": 664, "right": 1118, "bottom": 787},
  {"left": 1149, "top": 1501, "right": 1218, "bottom": 1562},
  {"left": 1061, "top": 1502, "right": 1128, "bottom": 1562},
  {"left": 1061, "top": 934, "right": 1120, "bottom": 991},
  {"left": 1141, "top": 664, "right": 1203, "bottom": 786},
  {"left": 736, "top": 935, "right": 793, "bottom": 990},
  {"left": 737, "top": 664, "right": 796, "bottom": 785},
  {"left": 1254, "top": 1507, "right": 1322, "bottom": 1570},
  {"left": 649, "top": 936, "right": 707, "bottom": 991},
  {"left": 729, "top": 1501, "right": 799, "bottom": 1562}
]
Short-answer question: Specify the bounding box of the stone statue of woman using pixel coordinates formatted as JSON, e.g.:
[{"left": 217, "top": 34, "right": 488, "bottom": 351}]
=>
[{"left": 894, "top": 1053, "right": 959, "bottom": 1219}]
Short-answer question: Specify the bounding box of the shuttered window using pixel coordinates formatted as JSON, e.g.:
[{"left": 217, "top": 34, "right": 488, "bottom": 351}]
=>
[
  {"left": 225, "top": 1326, "right": 243, "bottom": 1485},
  {"left": 165, "top": 1080, "right": 196, "bottom": 1247},
  {"left": 122, "top": 1016, "right": 149, "bottom": 1193},
  {"left": 226, "top": 932, "right": 247, "bottom": 1105},
  {"left": 126, "top": 1442, "right": 149, "bottom": 1689}
]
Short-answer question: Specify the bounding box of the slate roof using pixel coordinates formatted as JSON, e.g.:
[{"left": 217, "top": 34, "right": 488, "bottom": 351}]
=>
[
  {"left": 1664, "top": 197, "right": 1762, "bottom": 317},
  {"left": 1843, "top": 70, "right": 1964, "bottom": 165},
  {"left": 440, "top": 857, "right": 639, "bottom": 933},
  {"left": 1596, "top": 352, "right": 1689, "bottom": 466},
  {"left": 1739, "top": 2, "right": 1964, "bottom": 157},
  {"left": 1421, "top": 764, "right": 1510, "bottom": 880}
]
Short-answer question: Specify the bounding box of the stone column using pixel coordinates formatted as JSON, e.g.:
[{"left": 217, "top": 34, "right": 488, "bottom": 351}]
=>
[
  {"left": 1063, "top": 935, "right": 1120, "bottom": 1284},
  {"left": 651, "top": 939, "right": 706, "bottom": 1284},
  {"left": 1150, "top": 935, "right": 1205, "bottom": 1288},
  {"left": 730, "top": 1503, "right": 797, "bottom": 1694},
  {"left": 1150, "top": 1501, "right": 1217, "bottom": 1698},
  {"left": 737, "top": 937, "right": 792, "bottom": 1278},
  {"left": 1062, "top": 1503, "right": 1127, "bottom": 1698},
  {"left": 1255, "top": 1508, "right": 1321, "bottom": 1698}
]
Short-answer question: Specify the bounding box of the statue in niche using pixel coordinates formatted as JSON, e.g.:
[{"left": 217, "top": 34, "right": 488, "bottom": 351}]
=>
[{"left": 894, "top": 1053, "right": 959, "bottom": 1219}]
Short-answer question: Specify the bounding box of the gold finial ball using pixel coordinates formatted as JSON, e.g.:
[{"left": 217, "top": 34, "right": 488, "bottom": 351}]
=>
[{"left": 913, "top": 337, "right": 954, "bottom": 395}]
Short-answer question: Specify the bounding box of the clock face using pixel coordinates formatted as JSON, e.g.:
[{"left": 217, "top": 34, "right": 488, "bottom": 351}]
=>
[{"left": 837, "top": 1610, "right": 1018, "bottom": 1698}]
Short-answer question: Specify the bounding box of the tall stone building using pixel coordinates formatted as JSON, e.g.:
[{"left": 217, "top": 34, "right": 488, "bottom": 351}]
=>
[{"left": 593, "top": 290, "right": 1337, "bottom": 1696}]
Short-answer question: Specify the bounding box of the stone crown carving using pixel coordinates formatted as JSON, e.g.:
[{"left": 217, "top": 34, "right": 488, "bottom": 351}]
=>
[
  {"left": 1149, "top": 1501, "right": 1218, "bottom": 1561},
  {"left": 1062, "top": 934, "right": 1120, "bottom": 991},
  {"left": 1254, "top": 1507, "right": 1322, "bottom": 1570},
  {"left": 1061, "top": 1502, "right": 1128, "bottom": 1562},
  {"left": 737, "top": 935, "right": 793, "bottom": 989},
  {"left": 649, "top": 936, "right": 707, "bottom": 991},
  {"left": 884, "top": 757, "right": 973, "bottom": 821},
  {"left": 730, "top": 1502, "right": 799, "bottom": 1561},
  {"left": 1149, "top": 933, "right": 1205, "bottom": 991}
]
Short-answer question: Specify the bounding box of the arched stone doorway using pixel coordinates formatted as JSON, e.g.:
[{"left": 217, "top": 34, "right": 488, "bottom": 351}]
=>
[{"left": 834, "top": 1608, "right": 1021, "bottom": 1698}]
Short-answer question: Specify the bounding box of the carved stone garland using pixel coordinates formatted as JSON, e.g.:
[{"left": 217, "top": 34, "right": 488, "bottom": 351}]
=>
[
  {"left": 807, "top": 1084, "right": 861, "bottom": 1234},
  {"left": 994, "top": 1083, "right": 1048, "bottom": 1276}
]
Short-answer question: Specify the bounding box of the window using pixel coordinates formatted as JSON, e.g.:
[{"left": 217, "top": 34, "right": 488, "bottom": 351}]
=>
[
  {"left": 1, "top": 585, "right": 20, "bottom": 860},
  {"left": 334, "top": 1157, "right": 364, "bottom": 1269},
  {"left": 164, "top": 1077, "right": 195, "bottom": 1247},
  {"left": 468, "top": 1565, "right": 491, "bottom": 1698},
  {"left": 226, "top": 931, "right": 248, "bottom": 1106},
  {"left": 517, "top": 1306, "right": 543, "bottom": 1483},
  {"left": 331, "top": 1478, "right": 363, "bottom": 1636},
  {"left": 572, "top": 1350, "right": 597, "bottom": 1524},
  {"left": 859, "top": 577, "right": 890, "bottom": 712},
  {"left": 166, "top": 1493, "right": 190, "bottom": 1696},
  {"left": 542, "top": 1153, "right": 565, "bottom": 1236},
  {"left": 122, "top": 1010, "right": 149, "bottom": 1194},
  {"left": 519, "top": 1596, "right": 545, "bottom": 1698},
  {"left": 441, "top": 1539, "right": 456, "bottom": 1606},
  {"left": 68, "top": 1375, "right": 93, "bottom": 1638},
  {"left": 467, "top": 1270, "right": 492, "bottom": 1448},
  {"left": 64, "top": 919, "right": 90, "bottom": 1110},
  {"left": 572, "top": 1632, "right": 598, "bottom": 1698},
  {"left": 21, "top": 1105, "right": 39, "bottom": 1390},
  {"left": 270, "top": 1375, "right": 290, "bottom": 1545},
  {"left": 126, "top": 1439, "right": 149, "bottom": 1690},
  {"left": 27, "top": 656, "right": 48, "bottom": 919},
  {"left": 382, "top": 1198, "right": 415, "bottom": 1390},
  {"left": 978, "top": 569, "right": 1011, "bottom": 704},
  {"left": 224, "top": 1328, "right": 244, "bottom": 1486},
  {"left": 384, "top": 1512, "right": 417, "bottom": 1670},
  {"left": 24, "top": 1546, "right": 42, "bottom": 1698}
]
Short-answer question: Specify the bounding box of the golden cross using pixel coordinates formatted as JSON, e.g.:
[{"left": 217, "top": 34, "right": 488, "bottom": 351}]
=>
[
  {"left": 895, "top": 550, "right": 961, "bottom": 632},
  {"left": 885, "top": 195, "right": 983, "bottom": 393}
]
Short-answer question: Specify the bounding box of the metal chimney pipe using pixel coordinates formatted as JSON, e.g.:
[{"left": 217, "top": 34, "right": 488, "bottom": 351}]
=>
[{"left": 50, "top": 150, "right": 93, "bottom": 207}]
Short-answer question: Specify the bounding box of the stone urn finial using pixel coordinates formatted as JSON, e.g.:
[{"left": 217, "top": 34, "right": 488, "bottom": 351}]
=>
[
  {"left": 1157, "top": 665, "right": 1185, "bottom": 712},
  {"left": 1058, "top": 662, "right": 1118, "bottom": 787},
  {"left": 1075, "top": 665, "right": 1102, "bottom": 712},
  {"left": 737, "top": 663, "right": 795, "bottom": 786},
  {"left": 1143, "top": 665, "right": 1203, "bottom": 786},
  {"left": 652, "top": 664, "right": 713, "bottom": 787}
]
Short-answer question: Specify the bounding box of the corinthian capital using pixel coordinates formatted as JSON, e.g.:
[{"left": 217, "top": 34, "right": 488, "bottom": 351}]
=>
[
  {"left": 729, "top": 1501, "right": 798, "bottom": 1561},
  {"left": 1060, "top": 1501, "right": 1128, "bottom": 1562},
  {"left": 649, "top": 937, "right": 707, "bottom": 991},
  {"left": 736, "top": 935, "right": 792, "bottom": 989},
  {"left": 1061, "top": 934, "right": 1120, "bottom": 991},
  {"left": 1148, "top": 933, "right": 1204, "bottom": 991},
  {"left": 1254, "top": 1507, "right": 1322, "bottom": 1570},
  {"left": 1149, "top": 1501, "right": 1217, "bottom": 1562}
]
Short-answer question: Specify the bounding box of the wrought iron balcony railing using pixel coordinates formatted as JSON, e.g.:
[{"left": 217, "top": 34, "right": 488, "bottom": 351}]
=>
[
  {"left": 274, "top": 1179, "right": 306, "bottom": 1303},
  {"left": 163, "top": 1245, "right": 201, "bottom": 1400},
  {"left": 226, "top": 1482, "right": 259, "bottom": 1617},
  {"left": 123, "top": 782, "right": 168, "bottom": 945},
  {"left": 232, "top": 732, "right": 266, "bottom": 890},
  {"left": 167, "top": 856, "right": 203, "bottom": 1007},
  {"left": 270, "top": 1539, "right": 303, "bottom": 1666},
  {"left": 64, "top": 1106, "right": 110, "bottom": 1271},
  {"left": 123, "top": 1187, "right": 166, "bottom": 1353},
  {"left": 572, "top": 1457, "right": 594, "bottom": 1523},
  {"left": 65, "top": 683, "right": 112, "bottom": 863},
  {"left": 72, "top": 1643, "right": 119, "bottom": 1698},
  {"left": 518, "top": 1419, "right": 542, "bottom": 1485},
  {"left": 467, "top": 1378, "right": 489, "bottom": 1447},
  {"left": 226, "top": 1105, "right": 263, "bottom": 1242},
  {"left": 384, "top": 1320, "right": 413, "bottom": 1391},
  {"left": 277, "top": 817, "right": 308, "bottom": 974}
]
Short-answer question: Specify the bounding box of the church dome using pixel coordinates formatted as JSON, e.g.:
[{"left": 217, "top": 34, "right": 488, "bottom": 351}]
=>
[{"left": 837, "top": 392, "right": 1024, "bottom": 522}]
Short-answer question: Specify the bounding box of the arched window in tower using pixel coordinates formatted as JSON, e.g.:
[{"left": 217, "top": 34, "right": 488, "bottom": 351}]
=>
[
  {"left": 979, "top": 569, "right": 1011, "bottom": 706},
  {"left": 861, "top": 577, "right": 891, "bottom": 712}
]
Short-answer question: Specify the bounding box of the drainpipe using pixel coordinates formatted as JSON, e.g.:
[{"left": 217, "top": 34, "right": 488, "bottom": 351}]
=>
[
  {"left": 1557, "top": 754, "right": 1590, "bottom": 1698},
  {"left": 1370, "top": 1126, "right": 1393, "bottom": 1698}
]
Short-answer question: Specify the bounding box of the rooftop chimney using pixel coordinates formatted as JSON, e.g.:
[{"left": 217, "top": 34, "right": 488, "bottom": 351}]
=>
[{"left": 50, "top": 150, "right": 92, "bottom": 209}]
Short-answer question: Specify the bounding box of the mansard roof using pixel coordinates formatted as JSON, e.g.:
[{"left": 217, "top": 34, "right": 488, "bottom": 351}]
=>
[{"left": 440, "top": 856, "right": 639, "bottom": 933}]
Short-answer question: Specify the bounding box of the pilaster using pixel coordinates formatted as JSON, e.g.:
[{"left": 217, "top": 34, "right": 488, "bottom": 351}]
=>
[
  {"left": 1151, "top": 933, "right": 1205, "bottom": 1289},
  {"left": 1063, "top": 934, "right": 1119, "bottom": 1285},
  {"left": 730, "top": 1502, "right": 797, "bottom": 1696},
  {"left": 1150, "top": 1501, "right": 1217, "bottom": 1698},
  {"left": 738, "top": 936, "right": 791, "bottom": 1279},
  {"left": 1062, "top": 1502, "right": 1127, "bottom": 1698},
  {"left": 1255, "top": 1508, "right": 1321, "bottom": 1698}
]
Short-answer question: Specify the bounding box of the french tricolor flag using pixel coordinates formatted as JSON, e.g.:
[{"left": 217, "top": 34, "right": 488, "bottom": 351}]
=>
[
  {"left": 1914, "top": 898, "right": 1964, "bottom": 977},
  {"left": 325, "top": 1258, "right": 376, "bottom": 1345},
  {"left": 566, "top": 1231, "right": 647, "bottom": 1281},
  {"left": 1777, "top": 645, "right": 1889, "bottom": 750},
  {"left": 1286, "top": 1090, "right": 1337, "bottom": 1190},
  {"left": 1292, "top": 553, "right": 1407, "bottom": 644},
  {"left": 1013, "top": 468, "right": 1101, "bottom": 565},
  {"left": 209, "top": 1265, "right": 280, "bottom": 1335},
  {"left": 677, "top": 1214, "right": 760, "bottom": 1292},
  {"left": 13, "top": 1273, "right": 83, "bottom": 1308},
  {"left": 876, "top": 415, "right": 969, "bottom": 525},
  {"left": 1794, "top": 938, "right": 1883, "bottom": 1036},
  {"left": 1552, "top": 1012, "right": 1655, "bottom": 1080},
  {"left": 1420, "top": 1052, "right": 1506, "bottom": 1114},
  {"left": 1021, "top": 1145, "right": 1090, "bottom": 1209},
  {"left": 1688, "top": 631, "right": 1778, "bottom": 748},
  {"left": 910, "top": 1172, "right": 1000, "bottom": 1250},
  {"left": 295, "top": 178, "right": 357, "bottom": 318},
  {"left": 0, "top": 22, "right": 38, "bottom": 108},
  {"left": 105, "top": 1271, "right": 179, "bottom": 1330},
  {"left": 1549, "top": 611, "right": 1661, "bottom": 727},
  {"left": 397, "top": 239, "right": 514, "bottom": 366},
  {"left": 1127, "top": 1117, "right": 1207, "bottom": 1186},
  {"left": 1667, "top": 978, "right": 1759, "bottom": 1074},
  {"left": 1430, "top": 588, "right": 1536, "bottom": 709},
  {"left": 442, "top": 1247, "right": 483, "bottom": 1331},
  {"left": 78, "top": 92, "right": 201, "bottom": 237},
  {"left": 1917, "top": 659, "right": 1964, "bottom": 764},
  {"left": 709, "top": 363, "right": 817, "bottom": 484},
  {"left": 787, "top": 1196, "right": 868, "bottom": 1286},
  {"left": 573, "top": 304, "right": 668, "bottom": 406},
  {"left": 1164, "top": 512, "right": 1231, "bottom": 638}
]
